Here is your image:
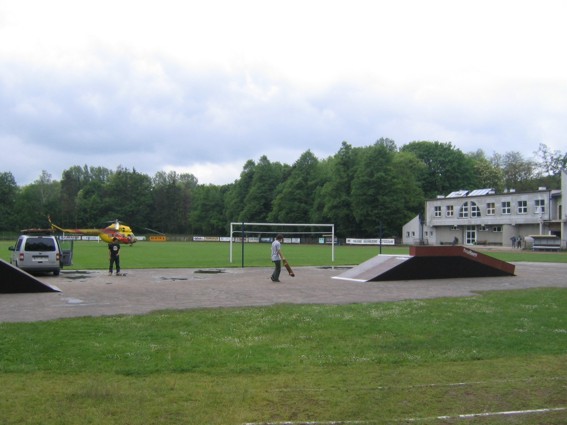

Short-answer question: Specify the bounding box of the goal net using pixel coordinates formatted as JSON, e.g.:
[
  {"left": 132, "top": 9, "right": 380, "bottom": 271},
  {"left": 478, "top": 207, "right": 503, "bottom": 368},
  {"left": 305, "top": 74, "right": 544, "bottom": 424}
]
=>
[{"left": 229, "top": 222, "right": 335, "bottom": 265}]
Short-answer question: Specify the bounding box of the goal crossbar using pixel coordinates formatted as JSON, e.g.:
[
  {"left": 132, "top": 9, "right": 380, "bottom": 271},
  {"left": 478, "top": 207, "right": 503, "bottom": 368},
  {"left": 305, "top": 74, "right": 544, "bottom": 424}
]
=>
[{"left": 229, "top": 222, "right": 335, "bottom": 264}]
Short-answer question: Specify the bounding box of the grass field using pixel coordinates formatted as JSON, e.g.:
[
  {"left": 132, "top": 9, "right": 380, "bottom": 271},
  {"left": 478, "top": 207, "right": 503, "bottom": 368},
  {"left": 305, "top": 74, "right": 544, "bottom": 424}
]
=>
[
  {"left": 1, "top": 289, "right": 566, "bottom": 424},
  {"left": 1, "top": 240, "right": 566, "bottom": 270},
  {"left": 1, "top": 240, "right": 566, "bottom": 424}
]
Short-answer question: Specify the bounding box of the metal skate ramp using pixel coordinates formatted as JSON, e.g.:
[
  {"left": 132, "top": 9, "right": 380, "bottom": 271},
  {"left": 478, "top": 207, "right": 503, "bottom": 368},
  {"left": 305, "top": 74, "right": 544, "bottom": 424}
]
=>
[
  {"left": 0, "top": 259, "right": 61, "bottom": 293},
  {"left": 333, "top": 246, "right": 515, "bottom": 282}
]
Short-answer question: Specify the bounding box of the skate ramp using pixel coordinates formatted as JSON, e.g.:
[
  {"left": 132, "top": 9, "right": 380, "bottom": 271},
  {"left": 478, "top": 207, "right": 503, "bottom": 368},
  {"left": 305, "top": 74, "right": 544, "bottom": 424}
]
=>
[
  {"left": 332, "top": 255, "right": 412, "bottom": 282},
  {"left": 333, "top": 246, "right": 515, "bottom": 282},
  {"left": 0, "top": 259, "right": 61, "bottom": 293}
]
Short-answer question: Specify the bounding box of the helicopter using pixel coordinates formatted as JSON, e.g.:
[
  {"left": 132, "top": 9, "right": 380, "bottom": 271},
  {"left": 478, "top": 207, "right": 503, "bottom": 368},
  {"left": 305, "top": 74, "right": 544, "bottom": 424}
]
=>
[{"left": 48, "top": 216, "right": 137, "bottom": 245}]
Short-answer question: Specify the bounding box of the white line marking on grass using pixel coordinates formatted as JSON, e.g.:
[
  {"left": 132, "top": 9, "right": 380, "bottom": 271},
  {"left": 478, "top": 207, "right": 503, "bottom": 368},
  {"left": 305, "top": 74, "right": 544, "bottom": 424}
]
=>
[
  {"left": 412, "top": 407, "right": 567, "bottom": 421},
  {"left": 243, "top": 421, "right": 368, "bottom": 425},
  {"left": 270, "top": 376, "right": 567, "bottom": 393},
  {"left": 243, "top": 407, "right": 566, "bottom": 425}
]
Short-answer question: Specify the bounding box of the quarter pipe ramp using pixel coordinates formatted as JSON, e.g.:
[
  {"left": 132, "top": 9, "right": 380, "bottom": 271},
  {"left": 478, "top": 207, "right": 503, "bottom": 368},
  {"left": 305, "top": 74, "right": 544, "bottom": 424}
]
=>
[
  {"left": 333, "top": 246, "right": 515, "bottom": 282},
  {"left": 0, "top": 259, "right": 61, "bottom": 293}
]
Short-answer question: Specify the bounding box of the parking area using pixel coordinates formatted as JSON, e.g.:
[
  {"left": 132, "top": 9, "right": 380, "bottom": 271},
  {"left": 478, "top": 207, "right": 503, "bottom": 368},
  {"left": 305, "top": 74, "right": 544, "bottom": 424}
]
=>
[{"left": 1, "top": 262, "right": 566, "bottom": 323}]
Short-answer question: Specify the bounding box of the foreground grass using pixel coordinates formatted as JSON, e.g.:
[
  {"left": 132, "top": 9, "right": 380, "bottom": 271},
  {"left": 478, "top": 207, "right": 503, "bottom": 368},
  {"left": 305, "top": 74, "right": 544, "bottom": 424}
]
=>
[
  {"left": 1, "top": 288, "right": 566, "bottom": 424},
  {"left": 1, "top": 240, "right": 565, "bottom": 270}
]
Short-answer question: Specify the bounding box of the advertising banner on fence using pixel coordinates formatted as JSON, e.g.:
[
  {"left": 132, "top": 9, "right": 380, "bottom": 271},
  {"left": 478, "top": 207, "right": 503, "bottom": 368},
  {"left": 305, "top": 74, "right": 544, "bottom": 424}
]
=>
[{"left": 346, "top": 238, "right": 395, "bottom": 245}]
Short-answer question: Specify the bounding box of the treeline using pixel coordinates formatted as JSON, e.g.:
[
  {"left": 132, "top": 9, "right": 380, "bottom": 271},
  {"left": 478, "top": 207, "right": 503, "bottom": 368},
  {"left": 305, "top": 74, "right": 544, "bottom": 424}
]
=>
[{"left": 0, "top": 140, "right": 565, "bottom": 238}]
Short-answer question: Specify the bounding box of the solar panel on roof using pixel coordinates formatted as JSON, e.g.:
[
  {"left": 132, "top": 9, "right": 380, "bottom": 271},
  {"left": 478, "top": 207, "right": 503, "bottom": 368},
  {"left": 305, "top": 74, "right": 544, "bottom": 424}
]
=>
[
  {"left": 446, "top": 190, "right": 469, "bottom": 198},
  {"left": 468, "top": 188, "right": 494, "bottom": 196}
]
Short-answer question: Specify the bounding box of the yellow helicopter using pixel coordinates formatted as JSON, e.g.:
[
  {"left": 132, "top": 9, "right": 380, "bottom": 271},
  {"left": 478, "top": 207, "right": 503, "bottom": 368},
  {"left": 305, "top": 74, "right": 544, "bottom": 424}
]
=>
[{"left": 48, "top": 216, "right": 137, "bottom": 245}]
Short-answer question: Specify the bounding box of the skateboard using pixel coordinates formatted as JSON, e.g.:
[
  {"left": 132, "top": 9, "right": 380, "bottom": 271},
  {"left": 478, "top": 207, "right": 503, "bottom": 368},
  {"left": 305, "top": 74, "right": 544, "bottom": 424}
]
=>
[{"left": 283, "top": 259, "right": 295, "bottom": 277}]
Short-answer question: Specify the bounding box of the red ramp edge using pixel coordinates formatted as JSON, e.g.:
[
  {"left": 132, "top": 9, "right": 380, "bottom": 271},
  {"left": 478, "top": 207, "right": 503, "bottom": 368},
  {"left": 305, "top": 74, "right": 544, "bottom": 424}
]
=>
[{"left": 0, "top": 259, "right": 61, "bottom": 293}]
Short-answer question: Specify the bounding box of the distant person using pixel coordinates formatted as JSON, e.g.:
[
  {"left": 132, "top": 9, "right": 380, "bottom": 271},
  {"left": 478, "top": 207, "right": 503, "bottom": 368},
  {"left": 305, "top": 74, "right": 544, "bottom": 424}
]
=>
[
  {"left": 270, "top": 234, "right": 285, "bottom": 282},
  {"left": 452, "top": 236, "right": 459, "bottom": 246},
  {"left": 108, "top": 237, "right": 121, "bottom": 275},
  {"left": 517, "top": 236, "right": 522, "bottom": 249},
  {"left": 510, "top": 236, "right": 517, "bottom": 248}
]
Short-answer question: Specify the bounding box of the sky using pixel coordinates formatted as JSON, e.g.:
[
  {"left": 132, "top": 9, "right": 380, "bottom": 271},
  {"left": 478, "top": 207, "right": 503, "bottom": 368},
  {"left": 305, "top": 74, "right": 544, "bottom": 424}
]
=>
[{"left": 1, "top": 0, "right": 566, "bottom": 186}]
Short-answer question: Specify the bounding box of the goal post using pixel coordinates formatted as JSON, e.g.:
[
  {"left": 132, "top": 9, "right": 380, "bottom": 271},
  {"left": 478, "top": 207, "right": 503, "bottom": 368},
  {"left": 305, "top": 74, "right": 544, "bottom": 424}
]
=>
[{"left": 229, "top": 222, "right": 335, "bottom": 265}]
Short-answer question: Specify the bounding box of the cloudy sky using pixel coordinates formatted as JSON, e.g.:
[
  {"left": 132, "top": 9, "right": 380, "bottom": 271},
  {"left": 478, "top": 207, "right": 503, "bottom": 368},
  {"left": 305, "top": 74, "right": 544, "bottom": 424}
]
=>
[{"left": 1, "top": 0, "right": 566, "bottom": 186}]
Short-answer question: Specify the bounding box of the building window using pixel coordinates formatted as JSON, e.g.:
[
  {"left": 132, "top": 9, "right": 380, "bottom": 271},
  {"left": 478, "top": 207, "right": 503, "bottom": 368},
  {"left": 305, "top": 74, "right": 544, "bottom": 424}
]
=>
[
  {"left": 492, "top": 226, "right": 502, "bottom": 232},
  {"left": 534, "top": 199, "right": 545, "bottom": 214},
  {"left": 470, "top": 201, "right": 481, "bottom": 217},
  {"left": 434, "top": 206, "right": 441, "bottom": 217},
  {"left": 517, "top": 200, "right": 528, "bottom": 214},
  {"left": 446, "top": 205, "right": 454, "bottom": 217},
  {"left": 486, "top": 202, "right": 495, "bottom": 215},
  {"left": 501, "top": 201, "right": 511, "bottom": 214},
  {"left": 458, "top": 202, "right": 469, "bottom": 218}
]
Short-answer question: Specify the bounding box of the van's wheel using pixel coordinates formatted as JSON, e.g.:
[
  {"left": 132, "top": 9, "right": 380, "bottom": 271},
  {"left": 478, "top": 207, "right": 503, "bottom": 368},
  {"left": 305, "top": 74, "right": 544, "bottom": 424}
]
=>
[{"left": 54, "top": 270, "right": 60, "bottom": 276}]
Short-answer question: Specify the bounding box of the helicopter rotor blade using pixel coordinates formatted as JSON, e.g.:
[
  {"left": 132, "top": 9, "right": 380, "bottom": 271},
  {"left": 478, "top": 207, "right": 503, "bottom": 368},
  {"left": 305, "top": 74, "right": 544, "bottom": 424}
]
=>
[{"left": 144, "top": 227, "right": 166, "bottom": 235}]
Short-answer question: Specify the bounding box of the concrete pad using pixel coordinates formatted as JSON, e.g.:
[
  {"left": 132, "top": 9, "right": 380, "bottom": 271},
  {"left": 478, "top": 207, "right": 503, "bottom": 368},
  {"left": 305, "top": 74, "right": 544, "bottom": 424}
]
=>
[{"left": 0, "top": 262, "right": 566, "bottom": 323}]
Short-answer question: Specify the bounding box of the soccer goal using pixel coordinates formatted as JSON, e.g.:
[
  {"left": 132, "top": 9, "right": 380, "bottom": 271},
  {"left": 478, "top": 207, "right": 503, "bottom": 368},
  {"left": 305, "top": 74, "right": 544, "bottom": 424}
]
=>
[{"left": 229, "top": 222, "right": 335, "bottom": 265}]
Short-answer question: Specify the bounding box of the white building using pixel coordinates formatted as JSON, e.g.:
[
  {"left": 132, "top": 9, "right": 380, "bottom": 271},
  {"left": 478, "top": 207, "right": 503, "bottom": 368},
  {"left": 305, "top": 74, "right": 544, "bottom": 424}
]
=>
[{"left": 402, "top": 170, "right": 566, "bottom": 249}]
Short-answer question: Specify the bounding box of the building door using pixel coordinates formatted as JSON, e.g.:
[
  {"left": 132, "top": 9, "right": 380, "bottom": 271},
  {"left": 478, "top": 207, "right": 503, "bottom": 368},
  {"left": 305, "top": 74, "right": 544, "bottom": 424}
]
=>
[{"left": 465, "top": 226, "right": 477, "bottom": 245}]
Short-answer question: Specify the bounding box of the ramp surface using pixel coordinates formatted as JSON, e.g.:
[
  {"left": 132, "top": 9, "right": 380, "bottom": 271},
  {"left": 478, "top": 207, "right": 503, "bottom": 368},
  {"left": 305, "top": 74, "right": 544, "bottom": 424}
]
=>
[
  {"left": 334, "top": 246, "right": 515, "bottom": 282},
  {"left": 332, "top": 255, "right": 412, "bottom": 281},
  {"left": 0, "top": 259, "right": 61, "bottom": 293}
]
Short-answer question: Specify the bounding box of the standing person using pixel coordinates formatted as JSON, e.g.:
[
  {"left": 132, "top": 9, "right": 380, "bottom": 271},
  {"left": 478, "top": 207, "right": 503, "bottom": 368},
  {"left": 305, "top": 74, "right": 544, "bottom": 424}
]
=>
[
  {"left": 270, "top": 234, "right": 284, "bottom": 282},
  {"left": 108, "top": 237, "right": 121, "bottom": 275}
]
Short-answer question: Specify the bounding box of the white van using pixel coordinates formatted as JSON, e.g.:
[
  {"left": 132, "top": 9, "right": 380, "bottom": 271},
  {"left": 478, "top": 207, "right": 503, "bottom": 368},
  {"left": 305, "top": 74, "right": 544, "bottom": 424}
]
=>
[{"left": 9, "top": 234, "right": 62, "bottom": 275}]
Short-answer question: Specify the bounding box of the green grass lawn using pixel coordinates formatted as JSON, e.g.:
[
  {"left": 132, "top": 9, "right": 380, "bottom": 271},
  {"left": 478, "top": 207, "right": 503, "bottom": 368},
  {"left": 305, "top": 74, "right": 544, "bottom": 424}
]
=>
[
  {"left": 1, "top": 240, "right": 566, "bottom": 423},
  {"left": 1, "top": 240, "right": 565, "bottom": 270},
  {"left": 1, "top": 289, "right": 566, "bottom": 424}
]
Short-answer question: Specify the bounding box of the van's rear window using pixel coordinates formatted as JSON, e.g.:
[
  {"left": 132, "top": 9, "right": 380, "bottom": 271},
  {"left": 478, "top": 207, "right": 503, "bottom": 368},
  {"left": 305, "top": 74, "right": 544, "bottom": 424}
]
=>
[{"left": 25, "top": 238, "right": 56, "bottom": 252}]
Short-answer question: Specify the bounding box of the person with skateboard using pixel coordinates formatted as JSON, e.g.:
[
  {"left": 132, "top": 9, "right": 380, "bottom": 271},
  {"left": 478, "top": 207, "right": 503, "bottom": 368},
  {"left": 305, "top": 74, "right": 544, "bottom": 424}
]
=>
[
  {"left": 108, "top": 237, "right": 121, "bottom": 276},
  {"left": 270, "top": 234, "right": 284, "bottom": 282},
  {"left": 270, "top": 234, "right": 295, "bottom": 282}
]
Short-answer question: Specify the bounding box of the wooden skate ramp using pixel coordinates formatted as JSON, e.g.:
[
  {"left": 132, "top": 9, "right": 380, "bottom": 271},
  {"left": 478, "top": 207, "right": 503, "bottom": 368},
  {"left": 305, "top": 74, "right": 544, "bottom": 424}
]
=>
[
  {"left": 333, "top": 246, "right": 515, "bottom": 282},
  {"left": 0, "top": 259, "right": 61, "bottom": 293}
]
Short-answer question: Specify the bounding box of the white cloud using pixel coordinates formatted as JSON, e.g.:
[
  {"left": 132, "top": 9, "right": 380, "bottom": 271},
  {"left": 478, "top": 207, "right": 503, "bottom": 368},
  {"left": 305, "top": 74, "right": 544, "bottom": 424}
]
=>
[
  {"left": 1, "top": 0, "right": 567, "bottom": 186},
  {"left": 165, "top": 161, "right": 244, "bottom": 186}
]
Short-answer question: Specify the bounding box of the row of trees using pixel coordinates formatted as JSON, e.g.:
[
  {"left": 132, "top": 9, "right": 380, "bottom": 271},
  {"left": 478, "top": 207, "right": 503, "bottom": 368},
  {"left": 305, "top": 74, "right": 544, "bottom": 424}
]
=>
[{"left": 1, "top": 141, "right": 565, "bottom": 238}]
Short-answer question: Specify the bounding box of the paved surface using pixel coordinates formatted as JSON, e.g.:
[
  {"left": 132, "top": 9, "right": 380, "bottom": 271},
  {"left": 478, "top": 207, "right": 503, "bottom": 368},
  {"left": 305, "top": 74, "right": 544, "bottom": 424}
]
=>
[{"left": 1, "top": 262, "right": 566, "bottom": 323}]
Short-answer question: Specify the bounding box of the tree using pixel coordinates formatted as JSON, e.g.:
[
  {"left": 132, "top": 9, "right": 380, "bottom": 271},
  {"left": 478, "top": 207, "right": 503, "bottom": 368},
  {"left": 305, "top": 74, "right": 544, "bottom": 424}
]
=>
[
  {"left": 317, "top": 141, "right": 359, "bottom": 237},
  {"left": 75, "top": 179, "right": 107, "bottom": 227},
  {"left": 0, "top": 171, "right": 19, "bottom": 231},
  {"left": 495, "top": 151, "right": 538, "bottom": 191},
  {"left": 268, "top": 150, "right": 321, "bottom": 224},
  {"left": 351, "top": 143, "right": 398, "bottom": 236},
  {"left": 467, "top": 150, "right": 504, "bottom": 192},
  {"left": 535, "top": 143, "right": 567, "bottom": 176},
  {"left": 390, "top": 151, "right": 426, "bottom": 226},
  {"left": 151, "top": 171, "right": 198, "bottom": 234},
  {"left": 533, "top": 143, "right": 566, "bottom": 189},
  {"left": 189, "top": 184, "right": 227, "bottom": 235},
  {"left": 13, "top": 171, "right": 61, "bottom": 229},
  {"left": 104, "top": 167, "right": 153, "bottom": 227},
  {"left": 400, "top": 141, "right": 476, "bottom": 199},
  {"left": 224, "top": 159, "right": 257, "bottom": 222},
  {"left": 240, "top": 156, "right": 285, "bottom": 222}
]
